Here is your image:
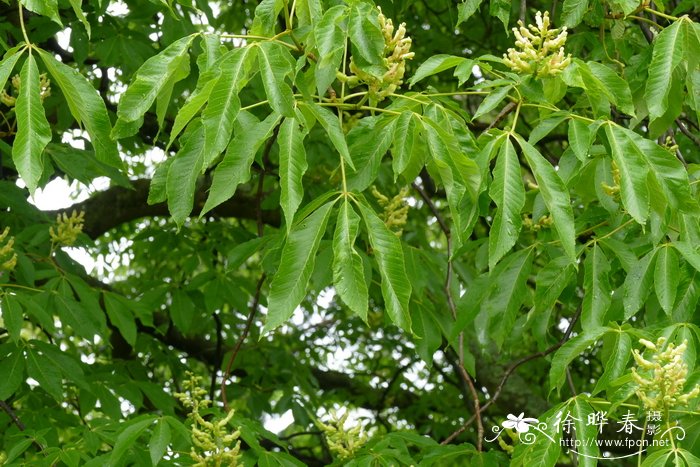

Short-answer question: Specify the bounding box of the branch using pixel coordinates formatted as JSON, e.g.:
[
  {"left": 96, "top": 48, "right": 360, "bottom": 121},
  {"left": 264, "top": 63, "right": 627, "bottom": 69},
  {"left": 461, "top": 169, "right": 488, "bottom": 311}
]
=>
[
  {"left": 50, "top": 178, "right": 280, "bottom": 239},
  {"left": 441, "top": 306, "right": 582, "bottom": 444}
]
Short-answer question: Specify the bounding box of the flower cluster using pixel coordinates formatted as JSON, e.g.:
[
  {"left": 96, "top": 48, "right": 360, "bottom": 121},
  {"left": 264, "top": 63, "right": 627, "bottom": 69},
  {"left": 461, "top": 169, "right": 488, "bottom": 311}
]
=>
[
  {"left": 372, "top": 186, "right": 409, "bottom": 236},
  {"left": 49, "top": 211, "right": 85, "bottom": 247},
  {"left": 503, "top": 11, "right": 571, "bottom": 78},
  {"left": 632, "top": 338, "right": 700, "bottom": 411},
  {"left": 174, "top": 373, "right": 241, "bottom": 467},
  {"left": 0, "top": 227, "right": 17, "bottom": 273},
  {"left": 523, "top": 214, "right": 553, "bottom": 232},
  {"left": 0, "top": 73, "right": 51, "bottom": 107},
  {"left": 346, "top": 7, "right": 415, "bottom": 101},
  {"left": 316, "top": 409, "right": 368, "bottom": 460}
]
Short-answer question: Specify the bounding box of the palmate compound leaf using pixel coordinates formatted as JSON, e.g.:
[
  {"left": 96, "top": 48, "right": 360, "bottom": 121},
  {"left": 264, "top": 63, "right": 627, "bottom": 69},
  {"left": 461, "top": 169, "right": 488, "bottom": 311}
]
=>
[
  {"left": 112, "top": 34, "right": 196, "bottom": 139},
  {"left": 488, "top": 137, "right": 524, "bottom": 270},
  {"left": 516, "top": 137, "right": 576, "bottom": 262},
  {"left": 36, "top": 49, "right": 123, "bottom": 170},
  {"left": 264, "top": 200, "right": 335, "bottom": 334},
  {"left": 12, "top": 53, "right": 52, "bottom": 194},
  {"left": 201, "top": 111, "right": 282, "bottom": 216},
  {"left": 357, "top": 202, "right": 412, "bottom": 333},
  {"left": 278, "top": 116, "right": 309, "bottom": 229},
  {"left": 332, "top": 199, "right": 368, "bottom": 321}
]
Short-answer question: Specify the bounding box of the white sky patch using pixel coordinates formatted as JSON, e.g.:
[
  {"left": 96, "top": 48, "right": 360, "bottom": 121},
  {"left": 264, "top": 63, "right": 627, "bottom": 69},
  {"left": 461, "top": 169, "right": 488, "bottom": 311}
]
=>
[{"left": 263, "top": 409, "right": 294, "bottom": 433}]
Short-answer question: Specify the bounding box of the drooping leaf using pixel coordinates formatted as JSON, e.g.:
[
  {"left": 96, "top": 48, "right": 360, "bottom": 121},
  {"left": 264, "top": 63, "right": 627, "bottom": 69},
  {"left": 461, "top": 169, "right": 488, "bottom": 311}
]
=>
[
  {"left": 264, "top": 201, "right": 335, "bottom": 333},
  {"left": 110, "top": 416, "right": 156, "bottom": 465},
  {"left": 257, "top": 41, "right": 296, "bottom": 118},
  {"left": 358, "top": 202, "right": 412, "bottom": 333},
  {"left": 348, "top": 3, "right": 384, "bottom": 65},
  {"left": 346, "top": 115, "right": 396, "bottom": 192},
  {"left": 26, "top": 346, "right": 63, "bottom": 401},
  {"left": 278, "top": 117, "right": 308, "bottom": 229},
  {"left": 37, "top": 49, "right": 122, "bottom": 169},
  {"left": 112, "top": 34, "right": 196, "bottom": 138},
  {"left": 550, "top": 327, "right": 608, "bottom": 392},
  {"left": 409, "top": 55, "right": 470, "bottom": 86},
  {"left": 570, "top": 396, "right": 601, "bottom": 465},
  {"left": 0, "top": 293, "right": 23, "bottom": 342},
  {"left": 202, "top": 112, "right": 281, "bottom": 215},
  {"left": 518, "top": 138, "right": 576, "bottom": 261},
  {"left": 167, "top": 67, "right": 221, "bottom": 149},
  {"left": 645, "top": 19, "right": 686, "bottom": 122},
  {"left": 21, "top": 0, "right": 61, "bottom": 26},
  {"left": 104, "top": 292, "right": 137, "bottom": 347},
  {"left": 166, "top": 125, "right": 207, "bottom": 227},
  {"left": 593, "top": 331, "right": 632, "bottom": 394},
  {"left": 391, "top": 111, "right": 423, "bottom": 180},
  {"left": 149, "top": 418, "right": 171, "bottom": 466},
  {"left": 332, "top": 200, "right": 368, "bottom": 320},
  {"left": 12, "top": 53, "right": 52, "bottom": 194},
  {"left": 201, "top": 46, "right": 257, "bottom": 165},
  {"left": 0, "top": 50, "right": 24, "bottom": 98},
  {"left": 483, "top": 248, "right": 533, "bottom": 348},
  {"left": 561, "top": 0, "right": 590, "bottom": 27},
  {"left": 567, "top": 118, "right": 593, "bottom": 161},
  {"left": 488, "top": 138, "right": 524, "bottom": 269},
  {"left": 303, "top": 102, "right": 353, "bottom": 169},
  {"left": 0, "top": 347, "right": 25, "bottom": 400},
  {"left": 582, "top": 245, "right": 612, "bottom": 331},
  {"left": 250, "top": 0, "right": 284, "bottom": 36},
  {"left": 654, "top": 246, "right": 680, "bottom": 315},
  {"left": 472, "top": 85, "right": 512, "bottom": 121},
  {"left": 623, "top": 248, "right": 657, "bottom": 319},
  {"left": 457, "top": 0, "right": 485, "bottom": 26},
  {"left": 604, "top": 124, "right": 649, "bottom": 224},
  {"left": 313, "top": 5, "right": 347, "bottom": 95}
]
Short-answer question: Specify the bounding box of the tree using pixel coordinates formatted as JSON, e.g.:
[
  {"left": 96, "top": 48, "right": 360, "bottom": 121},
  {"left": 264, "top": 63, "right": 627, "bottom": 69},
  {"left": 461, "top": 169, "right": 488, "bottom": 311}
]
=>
[{"left": 0, "top": 0, "right": 699, "bottom": 465}]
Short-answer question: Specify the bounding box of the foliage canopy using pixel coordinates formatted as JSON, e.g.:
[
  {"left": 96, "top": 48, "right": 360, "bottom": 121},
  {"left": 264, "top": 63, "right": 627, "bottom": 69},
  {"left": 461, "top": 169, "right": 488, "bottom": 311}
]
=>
[{"left": 0, "top": 0, "right": 699, "bottom": 465}]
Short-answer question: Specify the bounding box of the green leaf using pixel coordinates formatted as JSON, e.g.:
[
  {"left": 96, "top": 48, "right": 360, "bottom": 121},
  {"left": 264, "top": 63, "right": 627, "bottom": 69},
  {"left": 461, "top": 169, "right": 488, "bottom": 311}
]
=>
[
  {"left": 484, "top": 248, "right": 533, "bottom": 348},
  {"left": 21, "top": 0, "right": 61, "bottom": 26},
  {"left": 472, "top": 85, "right": 512, "bottom": 121},
  {"left": 533, "top": 256, "right": 576, "bottom": 338},
  {"left": 582, "top": 245, "right": 612, "bottom": 331},
  {"left": 333, "top": 200, "right": 368, "bottom": 320},
  {"left": 104, "top": 292, "right": 137, "bottom": 347},
  {"left": 488, "top": 138, "right": 524, "bottom": 269},
  {"left": 12, "top": 54, "right": 51, "bottom": 194},
  {"left": 593, "top": 331, "right": 632, "bottom": 394},
  {"left": 561, "top": 0, "right": 590, "bottom": 28},
  {"left": 113, "top": 34, "right": 196, "bottom": 138},
  {"left": 303, "top": 102, "right": 353, "bottom": 169},
  {"left": 489, "top": 0, "right": 511, "bottom": 31},
  {"left": 202, "top": 112, "right": 281, "bottom": 215},
  {"left": 550, "top": 327, "right": 608, "bottom": 392},
  {"left": 26, "top": 346, "right": 63, "bottom": 400},
  {"left": 654, "top": 246, "right": 680, "bottom": 315},
  {"left": 570, "top": 396, "right": 601, "bottom": 465},
  {"left": 623, "top": 248, "right": 657, "bottom": 319},
  {"left": 37, "top": 49, "right": 122, "bottom": 169},
  {"left": 645, "top": 20, "right": 685, "bottom": 122},
  {"left": 264, "top": 201, "right": 335, "bottom": 333},
  {"left": 278, "top": 117, "right": 308, "bottom": 229},
  {"left": 348, "top": 3, "right": 384, "bottom": 65},
  {"left": 251, "top": 0, "right": 284, "bottom": 36},
  {"left": 604, "top": 124, "right": 649, "bottom": 224},
  {"left": 110, "top": 417, "right": 155, "bottom": 466},
  {"left": 67, "top": 0, "right": 91, "bottom": 37},
  {"left": 568, "top": 118, "right": 593, "bottom": 161},
  {"left": 0, "top": 347, "right": 25, "bottom": 399},
  {"left": 581, "top": 61, "right": 635, "bottom": 116},
  {"left": 358, "top": 202, "right": 412, "bottom": 333},
  {"left": 313, "top": 5, "right": 347, "bottom": 95},
  {"left": 409, "top": 55, "right": 469, "bottom": 86},
  {"left": 170, "top": 289, "right": 195, "bottom": 334},
  {"left": 201, "top": 47, "right": 256, "bottom": 164},
  {"left": 167, "top": 68, "right": 221, "bottom": 149},
  {"left": 149, "top": 418, "right": 171, "bottom": 466},
  {"left": 54, "top": 293, "right": 102, "bottom": 340},
  {"left": 518, "top": 138, "right": 576, "bottom": 261},
  {"left": 674, "top": 241, "right": 700, "bottom": 273},
  {"left": 528, "top": 112, "right": 568, "bottom": 145},
  {"left": 391, "top": 111, "right": 423, "bottom": 179},
  {"left": 167, "top": 125, "right": 206, "bottom": 227},
  {"left": 1, "top": 293, "right": 23, "bottom": 342},
  {"left": 0, "top": 50, "right": 23, "bottom": 98},
  {"left": 257, "top": 42, "right": 295, "bottom": 118},
  {"left": 457, "top": 0, "right": 485, "bottom": 26},
  {"left": 346, "top": 115, "right": 396, "bottom": 192}
]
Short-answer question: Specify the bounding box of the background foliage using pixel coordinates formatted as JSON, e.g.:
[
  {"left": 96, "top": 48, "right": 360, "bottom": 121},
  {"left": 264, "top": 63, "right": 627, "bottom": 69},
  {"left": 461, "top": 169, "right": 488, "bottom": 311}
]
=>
[{"left": 0, "top": 0, "right": 699, "bottom": 465}]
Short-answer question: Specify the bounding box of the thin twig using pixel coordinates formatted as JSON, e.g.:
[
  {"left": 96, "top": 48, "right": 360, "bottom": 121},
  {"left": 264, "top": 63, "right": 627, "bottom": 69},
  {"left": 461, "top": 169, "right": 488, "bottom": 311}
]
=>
[
  {"left": 441, "top": 306, "right": 582, "bottom": 445},
  {"left": 1, "top": 400, "right": 25, "bottom": 431},
  {"left": 485, "top": 101, "right": 517, "bottom": 132},
  {"left": 676, "top": 118, "right": 700, "bottom": 149}
]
